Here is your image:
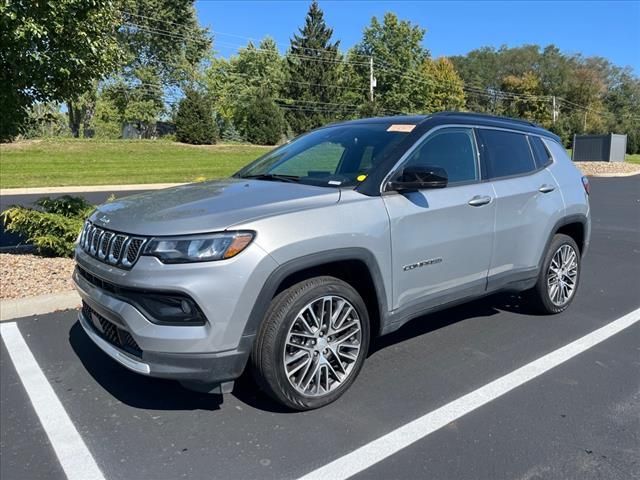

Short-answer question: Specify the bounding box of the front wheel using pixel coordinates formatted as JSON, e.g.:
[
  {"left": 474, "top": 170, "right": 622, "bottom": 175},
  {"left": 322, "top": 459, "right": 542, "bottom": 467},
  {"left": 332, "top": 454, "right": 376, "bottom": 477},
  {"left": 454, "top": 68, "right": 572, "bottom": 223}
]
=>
[
  {"left": 528, "top": 233, "right": 581, "bottom": 314},
  {"left": 251, "top": 276, "right": 370, "bottom": 410}
]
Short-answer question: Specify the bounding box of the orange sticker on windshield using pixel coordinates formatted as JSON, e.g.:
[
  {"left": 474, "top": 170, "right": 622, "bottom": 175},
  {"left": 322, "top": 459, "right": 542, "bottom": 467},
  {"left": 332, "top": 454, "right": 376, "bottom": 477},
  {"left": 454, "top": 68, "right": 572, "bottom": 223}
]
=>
[{"left": 387, "top": 124, "right": 416, "bottom": 133}]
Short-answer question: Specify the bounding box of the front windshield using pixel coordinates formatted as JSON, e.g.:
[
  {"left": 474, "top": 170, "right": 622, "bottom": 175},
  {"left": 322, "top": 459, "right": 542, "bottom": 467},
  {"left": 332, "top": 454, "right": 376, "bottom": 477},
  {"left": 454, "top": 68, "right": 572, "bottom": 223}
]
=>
[{"left": 235, "top": 123, "right": 410, "bottom": 188}]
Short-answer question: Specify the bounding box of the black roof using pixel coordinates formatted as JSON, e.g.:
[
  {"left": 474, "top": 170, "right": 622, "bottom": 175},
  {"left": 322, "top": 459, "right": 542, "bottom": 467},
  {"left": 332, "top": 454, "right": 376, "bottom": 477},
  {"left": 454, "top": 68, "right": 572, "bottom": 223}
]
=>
[{"left": 333, "top": 111, "right": 560, "bottom": 142}]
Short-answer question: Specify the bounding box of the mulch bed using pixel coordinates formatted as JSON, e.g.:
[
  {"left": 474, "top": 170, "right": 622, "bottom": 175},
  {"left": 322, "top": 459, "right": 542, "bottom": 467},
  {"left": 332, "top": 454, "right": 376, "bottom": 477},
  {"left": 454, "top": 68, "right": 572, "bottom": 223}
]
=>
[
  {"left": 0, "top": 252, "right": 75, "bottom": 300},
  {"left": 574, "top": 162, "right": 640, "bottom": 176}
]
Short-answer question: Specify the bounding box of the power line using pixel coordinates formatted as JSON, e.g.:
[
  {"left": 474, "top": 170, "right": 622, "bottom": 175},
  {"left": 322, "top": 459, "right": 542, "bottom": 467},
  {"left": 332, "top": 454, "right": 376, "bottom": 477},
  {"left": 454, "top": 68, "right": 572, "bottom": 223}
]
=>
[
  {"left": 207, "top": 69, "right": 368, "bottom": 91},
  {"left": 116, "top": 15, "right": 639, "bottom": 125},
  {"left": 122, "top": 22, "right": 369, "bottom": 67},
  {"left": 118, "top": 9, "right": 374, "bottom": 60}
]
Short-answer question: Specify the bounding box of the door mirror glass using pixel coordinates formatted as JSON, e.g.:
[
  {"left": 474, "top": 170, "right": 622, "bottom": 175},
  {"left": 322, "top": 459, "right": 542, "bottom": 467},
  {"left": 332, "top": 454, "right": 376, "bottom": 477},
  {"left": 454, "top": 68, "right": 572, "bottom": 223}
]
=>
[{"left": 388, "top": 165, "right": 448, "bottom": 192}]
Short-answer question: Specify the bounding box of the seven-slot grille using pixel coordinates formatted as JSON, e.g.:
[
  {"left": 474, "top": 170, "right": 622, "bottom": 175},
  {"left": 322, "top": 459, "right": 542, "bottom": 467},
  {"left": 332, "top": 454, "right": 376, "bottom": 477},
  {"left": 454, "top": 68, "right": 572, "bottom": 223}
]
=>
[{"left": 79, "top": 221, "right": 147, "bottom": 269}]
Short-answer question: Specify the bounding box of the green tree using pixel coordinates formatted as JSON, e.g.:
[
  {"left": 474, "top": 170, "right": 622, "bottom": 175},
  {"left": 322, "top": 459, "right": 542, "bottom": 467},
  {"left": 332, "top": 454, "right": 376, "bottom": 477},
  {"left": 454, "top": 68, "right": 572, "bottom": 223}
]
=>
[
  {"left": 204, "top": 57, "right": 237, "bottom": 125},
  {"left": 118, "top": 0, "right": 211, "bottom": 86},
  {"left": 283, "top": 0, "right": 342, "bottom": 133},
  {"left": 352, "top": 13, "right": 429, "bottom": 114},
  {"left": 500, "top": 72, "right": 551, "bottom": 125},
  {"left": 175, "top": 89, "right": 217, "bottom": 144},
  {"left": 0, "top": 0, "right": 122, "bottom": 141},
  {"left": 209, "top": 38, "right": 286, "bottom": 138},
  {"left": 419, "top": 57, "right": 466, "bottom": 113},
  {"left": 21, "top": 103, "right": 69, "bottom": 139},
  {"left": 234, "top": 38, "right": 285, "bottom": 98},
  {"left": 95, "top": 70, "right": 164, "bottom": 138},
  {"left": 604, "top": 68, "right": 640, "bottom": 153},
  {"left": 63, "top": 1, "right": 211, "bottom": 140},
  {"left": 67, "top": 84, "right": 98, "bottom": 138},
  {"left": 236, "top": 95, "right": 286, "bottom": 145},
  {"left": 92, "top": 93, "right": 122, "bottom": 138}
]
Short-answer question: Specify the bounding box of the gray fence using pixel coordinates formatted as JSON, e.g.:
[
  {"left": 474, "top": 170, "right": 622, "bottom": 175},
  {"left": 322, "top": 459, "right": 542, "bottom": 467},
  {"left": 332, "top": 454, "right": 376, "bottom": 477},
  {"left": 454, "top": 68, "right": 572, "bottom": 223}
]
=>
[{"left": 572, "top": 134, "right": 627, "bottom": 162}]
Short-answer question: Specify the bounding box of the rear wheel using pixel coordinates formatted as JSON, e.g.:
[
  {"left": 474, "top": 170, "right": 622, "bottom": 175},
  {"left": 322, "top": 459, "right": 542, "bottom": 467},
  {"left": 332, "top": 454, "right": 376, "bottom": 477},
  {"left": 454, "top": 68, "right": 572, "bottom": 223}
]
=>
[
  {"left": 528, "top": 234, "right": 581, "bottom": 314},
  {"left": 251, "top": 276, "right": 370, "bottom": 410}
]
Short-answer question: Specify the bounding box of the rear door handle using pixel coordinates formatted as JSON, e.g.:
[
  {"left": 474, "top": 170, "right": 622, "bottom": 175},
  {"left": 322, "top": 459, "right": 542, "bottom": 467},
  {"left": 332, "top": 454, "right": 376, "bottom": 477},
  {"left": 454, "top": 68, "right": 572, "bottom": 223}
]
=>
[
  {"left": 539, "top": 184, "right": 555, "bottom": 193},
  {"left": 468, "top": 195, "right": 492, "bottom": 207}
]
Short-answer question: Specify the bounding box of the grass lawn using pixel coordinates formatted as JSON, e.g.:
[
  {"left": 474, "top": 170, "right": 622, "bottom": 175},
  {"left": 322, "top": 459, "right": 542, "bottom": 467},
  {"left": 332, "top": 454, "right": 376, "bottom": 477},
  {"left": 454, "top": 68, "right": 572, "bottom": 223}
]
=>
[
  {"left": 1, "top": 139, "right": 638, "bottom": 189},
  {"left": 0, "top": 139, "right": 272, "bottom": 188},
  {"left": 626, "top": 153, "right": 640, "bottom": 164}
]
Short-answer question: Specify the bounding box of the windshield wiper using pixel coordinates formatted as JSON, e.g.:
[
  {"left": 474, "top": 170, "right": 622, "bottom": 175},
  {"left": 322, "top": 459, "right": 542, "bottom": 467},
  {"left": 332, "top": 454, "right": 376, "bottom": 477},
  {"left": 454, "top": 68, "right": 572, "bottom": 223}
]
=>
[{"left": 240, "top": 173, "right": 301, "bottom": 183}]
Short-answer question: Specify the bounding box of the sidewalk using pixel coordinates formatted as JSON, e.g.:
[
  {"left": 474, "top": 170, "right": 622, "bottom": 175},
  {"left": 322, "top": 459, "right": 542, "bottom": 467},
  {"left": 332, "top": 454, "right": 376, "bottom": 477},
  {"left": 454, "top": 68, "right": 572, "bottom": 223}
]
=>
[
  {"left": 0, "top": 183, "right": 184, "bottom": 196},
  {"left": 0, "top": 291, "right": 80, "bottom": 322}
]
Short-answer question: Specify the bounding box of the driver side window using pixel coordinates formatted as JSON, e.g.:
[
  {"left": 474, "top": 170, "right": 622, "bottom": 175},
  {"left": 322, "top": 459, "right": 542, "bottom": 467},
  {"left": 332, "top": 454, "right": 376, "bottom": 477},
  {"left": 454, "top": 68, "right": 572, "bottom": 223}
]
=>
[{"left": 404, "top": 128, "right": 479, "bottom": 185}]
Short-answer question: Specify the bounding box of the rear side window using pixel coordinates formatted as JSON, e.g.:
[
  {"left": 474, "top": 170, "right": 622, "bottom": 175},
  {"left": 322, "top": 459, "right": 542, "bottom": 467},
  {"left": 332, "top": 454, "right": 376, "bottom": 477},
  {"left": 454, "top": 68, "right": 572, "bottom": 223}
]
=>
[
  {"left": 477, "top": 129, "right": 536, "bottom": 179},
  {"left": 529, "top": 136, "right": 552, "bottom": 168},
  {"left": 542, "top": 138, "right": 572, "bottom": 163}
]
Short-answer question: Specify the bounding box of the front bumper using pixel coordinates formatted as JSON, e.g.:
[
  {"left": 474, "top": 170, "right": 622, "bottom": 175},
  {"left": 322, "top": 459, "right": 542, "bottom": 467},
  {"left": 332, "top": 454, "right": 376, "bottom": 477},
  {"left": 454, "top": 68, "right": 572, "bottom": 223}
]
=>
[
  {"left": 72, "top": 241, "right": 278, "bottom": 387},
  {"left": 78, "top": 307, "right": 252, "bottom": 386}
]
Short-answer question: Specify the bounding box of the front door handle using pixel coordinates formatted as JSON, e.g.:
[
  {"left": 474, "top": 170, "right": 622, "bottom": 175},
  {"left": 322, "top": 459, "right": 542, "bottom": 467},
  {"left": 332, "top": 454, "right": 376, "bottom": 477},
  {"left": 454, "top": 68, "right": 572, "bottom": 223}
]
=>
[
  {"left": 539, "top": 184, "right": 556, "bottom": 193},
  {"left": 468, "top": 195, "right": 492, "bottom": 207}
]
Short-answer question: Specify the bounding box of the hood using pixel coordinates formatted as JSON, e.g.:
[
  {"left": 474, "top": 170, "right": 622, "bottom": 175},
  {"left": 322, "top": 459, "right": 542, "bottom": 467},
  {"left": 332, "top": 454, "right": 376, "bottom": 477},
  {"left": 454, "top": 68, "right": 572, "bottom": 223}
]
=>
[{"left": 89, "top": 179, "right": 340, "bottom": 236}]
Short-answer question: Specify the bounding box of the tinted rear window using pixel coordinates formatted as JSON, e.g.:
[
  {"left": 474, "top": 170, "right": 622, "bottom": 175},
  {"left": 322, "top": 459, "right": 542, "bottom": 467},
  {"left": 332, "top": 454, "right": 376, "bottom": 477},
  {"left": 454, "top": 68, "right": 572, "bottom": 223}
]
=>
[
  {"left": 529, "top": 136, "right": 552, "bottom": 168},
  {"left": 477, "top": 129, "right": 536, "bottom": 179}
]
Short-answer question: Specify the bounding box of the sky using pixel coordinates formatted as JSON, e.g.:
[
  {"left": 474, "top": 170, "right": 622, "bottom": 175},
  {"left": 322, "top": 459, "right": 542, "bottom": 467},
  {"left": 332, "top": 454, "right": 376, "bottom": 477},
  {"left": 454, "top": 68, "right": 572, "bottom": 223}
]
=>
[{"left": 196, "top": 0, "right": 640, "bottom": 73}]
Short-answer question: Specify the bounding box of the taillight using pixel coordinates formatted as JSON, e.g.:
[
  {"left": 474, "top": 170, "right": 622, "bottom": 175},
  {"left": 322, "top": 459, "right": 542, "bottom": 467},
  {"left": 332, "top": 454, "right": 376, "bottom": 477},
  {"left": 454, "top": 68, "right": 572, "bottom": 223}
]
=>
[{"left": 581, "top": 176, "right": 590, "bottom": 195}]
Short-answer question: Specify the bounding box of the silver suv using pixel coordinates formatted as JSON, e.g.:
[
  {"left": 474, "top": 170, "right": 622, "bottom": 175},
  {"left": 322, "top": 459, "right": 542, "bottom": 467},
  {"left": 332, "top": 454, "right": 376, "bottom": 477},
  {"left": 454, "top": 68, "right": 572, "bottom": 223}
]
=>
[{"left": 74, "top": 112, "right": 591, "bottom": 410}]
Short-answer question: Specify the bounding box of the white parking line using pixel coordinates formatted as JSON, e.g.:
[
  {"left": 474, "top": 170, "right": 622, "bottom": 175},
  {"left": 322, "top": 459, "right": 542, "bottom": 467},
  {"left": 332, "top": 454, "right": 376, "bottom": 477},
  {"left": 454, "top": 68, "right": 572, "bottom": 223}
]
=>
[
  {"left": 299, "top": 307, "right": 640, "bottom": 480},
  {"left": 1, "top": 322, "right": 105, "bottom": 480}
]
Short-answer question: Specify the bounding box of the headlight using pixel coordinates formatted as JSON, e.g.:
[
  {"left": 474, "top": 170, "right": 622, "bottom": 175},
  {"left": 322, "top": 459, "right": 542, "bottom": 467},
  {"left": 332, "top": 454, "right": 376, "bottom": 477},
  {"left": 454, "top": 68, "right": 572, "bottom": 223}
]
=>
[{"left": 143, "top": 231, "right": 254, "bottom": 264}]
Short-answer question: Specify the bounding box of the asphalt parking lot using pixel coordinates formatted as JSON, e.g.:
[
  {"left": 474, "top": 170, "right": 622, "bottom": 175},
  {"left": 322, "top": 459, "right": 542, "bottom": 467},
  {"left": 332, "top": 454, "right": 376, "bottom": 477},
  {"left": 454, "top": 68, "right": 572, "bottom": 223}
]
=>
[{"left": 1, "top": 175, "right": 639, "bottom": 480}]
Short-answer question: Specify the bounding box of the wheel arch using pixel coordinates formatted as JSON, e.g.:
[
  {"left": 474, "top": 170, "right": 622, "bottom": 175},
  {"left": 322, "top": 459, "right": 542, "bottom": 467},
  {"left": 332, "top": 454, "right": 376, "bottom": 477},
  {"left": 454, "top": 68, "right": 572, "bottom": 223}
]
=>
[
  {"left": 552, "top": 214, "right": 589, "bottom": 253},
  {"left": 242, "top": 248, "right": 389, "bottom": 339},
  {"left": 540, "top": 214, "right": 589, "bottom": 268}
]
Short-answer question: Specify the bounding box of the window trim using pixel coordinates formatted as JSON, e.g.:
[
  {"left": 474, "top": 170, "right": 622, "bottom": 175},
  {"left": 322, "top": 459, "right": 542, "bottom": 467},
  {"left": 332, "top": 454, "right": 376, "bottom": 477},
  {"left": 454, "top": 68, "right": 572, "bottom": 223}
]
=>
[
  {"left": 381, "top": 125, "right": 482, "bottom": 192},
  {"left": 381, "top": 124, "right": 556, "bottom": 193}
]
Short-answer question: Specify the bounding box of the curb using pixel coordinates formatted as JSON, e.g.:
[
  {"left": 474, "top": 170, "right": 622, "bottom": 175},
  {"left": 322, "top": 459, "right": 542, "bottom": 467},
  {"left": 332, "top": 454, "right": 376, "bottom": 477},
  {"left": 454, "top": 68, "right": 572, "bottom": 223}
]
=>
[
  {"left": 585, "top": 172, "right": 640, "bottom": 178},
  {"left": 0, "top": 183, "right": 185, "bottom": 196},
  {"left": 0, "top": 291, "right": 80, "bottom": 322}
]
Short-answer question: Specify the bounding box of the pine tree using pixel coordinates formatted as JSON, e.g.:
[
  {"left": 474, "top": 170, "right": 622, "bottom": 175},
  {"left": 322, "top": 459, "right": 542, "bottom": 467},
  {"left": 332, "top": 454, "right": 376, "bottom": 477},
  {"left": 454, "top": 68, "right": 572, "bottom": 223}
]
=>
[
  {"left": 236, "top": 95, "right": 286, "bottom": 145},
  {"left": 175, "top": 89, "right": 217, "bottom": 145},
  {"left": 284, "top": 1, "right": 341, "bottom": 134}
]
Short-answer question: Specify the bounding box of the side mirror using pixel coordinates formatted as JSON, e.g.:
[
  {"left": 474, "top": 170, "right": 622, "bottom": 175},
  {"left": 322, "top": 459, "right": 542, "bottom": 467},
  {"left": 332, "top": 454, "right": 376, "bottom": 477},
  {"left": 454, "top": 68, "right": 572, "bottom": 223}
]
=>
[{"left": 387, "top": 165, "right": 448, "bottom": 192}]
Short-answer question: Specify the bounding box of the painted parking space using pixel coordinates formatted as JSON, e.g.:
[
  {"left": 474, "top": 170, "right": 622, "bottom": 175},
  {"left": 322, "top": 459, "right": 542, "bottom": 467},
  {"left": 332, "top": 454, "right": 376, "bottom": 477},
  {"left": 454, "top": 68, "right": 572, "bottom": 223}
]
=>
[
  {"left": 1, "top": 176, "right": 639, "bottom": 480},
  {"left": 349, "top": 323, "right": 640, "bottom": 480}
]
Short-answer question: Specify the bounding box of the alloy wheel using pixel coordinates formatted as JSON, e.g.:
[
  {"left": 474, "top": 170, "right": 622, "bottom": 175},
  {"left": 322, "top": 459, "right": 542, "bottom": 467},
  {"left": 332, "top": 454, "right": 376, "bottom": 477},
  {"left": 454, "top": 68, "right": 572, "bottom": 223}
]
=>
[
  {"left": 283, "top": 295, "right": 363, "bottom": 396},
  {"left": 547, "top": 244, "right": 579, "bottom": 306}
]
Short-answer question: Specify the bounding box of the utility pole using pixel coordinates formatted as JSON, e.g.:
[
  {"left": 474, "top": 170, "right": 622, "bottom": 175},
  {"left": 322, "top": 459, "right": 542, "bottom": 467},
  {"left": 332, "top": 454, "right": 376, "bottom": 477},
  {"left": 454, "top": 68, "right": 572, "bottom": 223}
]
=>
[
  {"left": 369, "top": 57, "right": 376, "bottom": 102},
  {"left": 583, "top": 110, "right": 588, "bottom": 132},
  {"left": 552, "top": 96, "right": 558, "bottom": 124}
]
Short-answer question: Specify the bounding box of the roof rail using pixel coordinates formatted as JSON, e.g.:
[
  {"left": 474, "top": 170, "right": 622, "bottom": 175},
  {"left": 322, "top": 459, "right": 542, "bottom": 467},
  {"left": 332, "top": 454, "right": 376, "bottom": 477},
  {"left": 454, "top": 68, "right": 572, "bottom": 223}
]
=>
[{"left": 435, "top": 111, "right": 539, "bottom": 128}]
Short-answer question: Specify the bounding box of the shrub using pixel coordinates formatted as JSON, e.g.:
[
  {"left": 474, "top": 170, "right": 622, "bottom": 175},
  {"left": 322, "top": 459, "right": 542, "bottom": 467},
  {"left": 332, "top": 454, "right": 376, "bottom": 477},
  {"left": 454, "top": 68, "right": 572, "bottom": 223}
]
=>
[
  {"left": 216, "top": 115, "right": 244, "bottom": 143},
  {"left": 237, "top": 96, "right": 286, "bottom": 145},
  {"left": 175, "top": 89, "right": 218, "bottom": 145},
  {"left": 2, "top": 195, "right": 94, "bottom": 257}
]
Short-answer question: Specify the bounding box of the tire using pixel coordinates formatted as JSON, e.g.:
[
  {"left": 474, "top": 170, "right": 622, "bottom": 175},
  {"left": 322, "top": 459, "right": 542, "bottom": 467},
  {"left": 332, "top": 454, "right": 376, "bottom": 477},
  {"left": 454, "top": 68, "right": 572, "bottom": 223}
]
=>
[
  {"left": 251, "top": 276, "right": 370, "bottom": 411},
  {"left": 528, "top": 234, "right": 581, "bottom": 314}
]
